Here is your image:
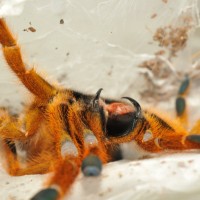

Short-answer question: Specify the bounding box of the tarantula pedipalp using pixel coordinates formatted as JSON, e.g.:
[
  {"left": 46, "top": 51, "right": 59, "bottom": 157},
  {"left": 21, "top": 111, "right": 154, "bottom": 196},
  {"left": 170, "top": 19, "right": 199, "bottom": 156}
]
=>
[{"left": 0, "top": 18, "right": 200, "bottom": 200}]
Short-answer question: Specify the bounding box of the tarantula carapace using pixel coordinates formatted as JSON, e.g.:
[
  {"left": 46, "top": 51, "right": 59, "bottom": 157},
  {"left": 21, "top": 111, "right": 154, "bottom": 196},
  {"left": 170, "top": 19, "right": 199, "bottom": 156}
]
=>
[{"left": 0, "top": 18, "right": 200, "bottom": 200}]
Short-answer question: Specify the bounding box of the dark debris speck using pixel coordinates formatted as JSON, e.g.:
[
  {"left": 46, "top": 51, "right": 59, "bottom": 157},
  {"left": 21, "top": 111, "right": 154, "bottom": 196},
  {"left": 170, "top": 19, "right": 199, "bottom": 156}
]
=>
[
  {"left": 60, "top": 19, "right": 64, "bottom": 24},
  {"left": 28, "top": 27, "right": 36, "bottom": 32}
]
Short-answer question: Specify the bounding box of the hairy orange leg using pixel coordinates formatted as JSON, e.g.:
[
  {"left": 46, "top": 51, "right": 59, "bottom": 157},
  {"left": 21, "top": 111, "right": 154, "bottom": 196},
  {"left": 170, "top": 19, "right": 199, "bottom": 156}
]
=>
[
  {"left": 45, "top": 155, "right": 81, "bottom": 200},
  {"left": 0, "top": 139, "right": 53, "bottom": 176},
  {"left": 143, "top": 111, "right": 188, "bottom": 150},
  {"left": 0, "top": 18, "right": 59, "bottom": 139},
  {"left": 0, "top": 108, "right": 54, "bottom": 176},
  {"left": 39, "top": 144, "right": 105, "bottom": 200},
  {"left": 0, "top": 108, "right": 28, "bottom": 143},
  {"left": 136, "top": 110, "right": 200, "bottom": 151},
  {"left": 0, "top": 18, "right": 57, "bottom": 101},
  {"left": 38, "top": 145, "right": 104, "bottom": 200}
]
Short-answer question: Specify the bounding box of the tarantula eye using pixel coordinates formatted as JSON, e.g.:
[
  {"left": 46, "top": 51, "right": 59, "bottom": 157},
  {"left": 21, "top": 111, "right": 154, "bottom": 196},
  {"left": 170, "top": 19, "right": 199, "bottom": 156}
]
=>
[
  {"left": 68, "top": 98, "right": 76, "bottom": 105},
  {"left": 104, "top": 97, "right": 142, "bottom": 138}
]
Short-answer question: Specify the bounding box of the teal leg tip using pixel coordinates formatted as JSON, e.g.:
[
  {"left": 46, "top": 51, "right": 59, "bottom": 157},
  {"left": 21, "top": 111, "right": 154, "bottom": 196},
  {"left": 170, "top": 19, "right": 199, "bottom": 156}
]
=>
[
  {"left": 186, "top": 134, "right": 200, "bottom": 143},
  {"left": 30, "top": 188, "right": 59, "bottom": 200},
  {"left": 81, "top": 154, "right": 102, "bottom": 177}
]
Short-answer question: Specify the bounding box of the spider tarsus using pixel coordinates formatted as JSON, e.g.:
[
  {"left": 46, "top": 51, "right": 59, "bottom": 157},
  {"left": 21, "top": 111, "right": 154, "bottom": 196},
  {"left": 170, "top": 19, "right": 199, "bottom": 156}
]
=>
[
  {"left": 30, "top": 188, "right": 59, "bottom": 200},
  {"left": 178, "top": 76, "right": 190, "bottom": 95},
  {"left": 186, "top": 134, "right": 200, "bottom": 144},
  {"left": 81, "top": 154, "right": 102, "bottom": 176},
  {"left": 176, "top": 97, "right": 185, "bottom": 116}
]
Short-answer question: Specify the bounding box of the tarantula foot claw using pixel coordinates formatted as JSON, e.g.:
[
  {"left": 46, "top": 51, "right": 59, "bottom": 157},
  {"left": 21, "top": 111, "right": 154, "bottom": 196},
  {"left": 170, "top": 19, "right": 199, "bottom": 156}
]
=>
[
  {"left": 186, "top": 134, "right": 200, "bottom": 143},
  {"left": 81, "top": 154, "right": 102, "bottom": 176},
  {"left": 30, "top": 188, "right": 59, "bottom": 200}
]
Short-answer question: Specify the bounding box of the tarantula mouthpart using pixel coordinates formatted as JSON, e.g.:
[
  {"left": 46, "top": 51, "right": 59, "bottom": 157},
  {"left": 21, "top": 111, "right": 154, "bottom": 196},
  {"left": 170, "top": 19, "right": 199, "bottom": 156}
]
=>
[{"left": 0, "top": 18, "right": 200, "bottom": 200}]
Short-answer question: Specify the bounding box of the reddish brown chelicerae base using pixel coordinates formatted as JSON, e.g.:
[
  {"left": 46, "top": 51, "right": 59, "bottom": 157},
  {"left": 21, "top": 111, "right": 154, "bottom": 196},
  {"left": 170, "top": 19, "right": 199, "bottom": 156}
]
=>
[{"left": 0, "top": 18, "right": 200, "bottom": 200}]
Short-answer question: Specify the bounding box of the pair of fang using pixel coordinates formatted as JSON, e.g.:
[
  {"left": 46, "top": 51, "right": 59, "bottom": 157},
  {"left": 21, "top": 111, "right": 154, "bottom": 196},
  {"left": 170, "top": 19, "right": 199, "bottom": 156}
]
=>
[
  {"left": 94, "top": 88, "right": 142, "bottom": 117},
  {"left": 94, "top": 88, "right": 142, "bottom": 138}
]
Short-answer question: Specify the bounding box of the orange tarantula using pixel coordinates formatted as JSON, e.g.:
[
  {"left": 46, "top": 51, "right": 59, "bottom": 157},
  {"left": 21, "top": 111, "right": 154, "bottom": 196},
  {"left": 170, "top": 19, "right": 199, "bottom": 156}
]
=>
[{"left": 0, "top": 18, "right": 200, "bottom": 200}]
